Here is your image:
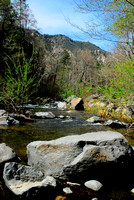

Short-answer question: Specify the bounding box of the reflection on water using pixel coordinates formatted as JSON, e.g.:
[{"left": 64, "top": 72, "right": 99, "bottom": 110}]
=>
[{"left": 0, "top": 108, "right": 133, "bottom": 162}]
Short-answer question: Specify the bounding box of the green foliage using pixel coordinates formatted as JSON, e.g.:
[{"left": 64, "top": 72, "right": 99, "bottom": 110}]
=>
[
  {"left": 0, "top": 48, "right": 41, "bottom": 113},
  {"left": 97, "top": 58, "right": 134, "bottom": 105},
  {"left": 59, "top": 80, "right": 93, "bottom": 99},
  {"left": 77, "top": 0, "right": 134, "bottom": 56}
]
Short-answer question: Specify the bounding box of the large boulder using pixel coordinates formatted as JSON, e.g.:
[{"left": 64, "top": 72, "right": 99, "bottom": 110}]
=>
[
  {"left": 71, "top": 98, "right": 84, "bottom": 110},
  {"left": 27, "top": 131, "right": 134, "bottom": 183},
  {"left": 3, "top": 162, "right": 57, "bottom": 198}
]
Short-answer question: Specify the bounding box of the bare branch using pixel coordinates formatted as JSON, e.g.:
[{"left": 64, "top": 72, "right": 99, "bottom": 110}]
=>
[{"left": 125, "top": 0, "right": 134, "bottom": 7}]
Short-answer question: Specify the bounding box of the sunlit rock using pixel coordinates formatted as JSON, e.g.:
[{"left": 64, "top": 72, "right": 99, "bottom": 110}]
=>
[
  {"left": 71, "top": 98, "right": 84, "bottom": 110},
  {"left": 84, "top": 180, "right": 103, "bottom": 191},
  {"left": 34, "top": 111, "right": 55, "bottom": 119},
  {"left": 63, "top": 187, "right": 73, "bottom": 194},
  {"left": 27, "top": 131, "right": 133, "bottom": 183}
]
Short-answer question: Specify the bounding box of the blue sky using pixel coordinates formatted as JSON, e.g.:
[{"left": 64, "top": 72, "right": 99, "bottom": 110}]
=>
[{"left": 27, "top": 0, "right": 114, "bottom": 51}]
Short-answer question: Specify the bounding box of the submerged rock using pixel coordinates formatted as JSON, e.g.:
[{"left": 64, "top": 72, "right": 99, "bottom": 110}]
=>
[
  {"left": 27, "top": 131, "right": 133, "bottom": 183},
  {"left": 6, "top": 116, "right": 20, "bottom": 125},
  {"left": 9, "top": 113, "right": 32, "bottom": 123},
  {"left": 57, "top": 102, "right": 67, "bottom": 110},
  {"left": 3, "top": 162, "right": 57, "bottom": 197},
  {"left": 104, "top": 119, "right": 128, "bottom": 128},
  {"left": 34, "top": 111, "right": 55, "bottom": 119}
]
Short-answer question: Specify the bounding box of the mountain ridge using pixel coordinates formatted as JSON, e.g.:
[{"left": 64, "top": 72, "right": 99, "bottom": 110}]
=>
[
  {"left": 30, "top": 30, "right": 108, "bottom": 63},
  {"left": 43, "top": 33, "right": 108, "bottom": 63}
]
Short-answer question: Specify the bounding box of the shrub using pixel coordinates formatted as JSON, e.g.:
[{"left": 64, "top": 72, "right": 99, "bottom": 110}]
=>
[{"left": 0, "top": 48, "right": 42, "bottom": 113}]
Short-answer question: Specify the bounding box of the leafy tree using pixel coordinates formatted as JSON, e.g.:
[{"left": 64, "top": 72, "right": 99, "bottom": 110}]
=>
[
  {"left": 98, "top": 58, "right": 134, "bottom": 104},
  {"left": 13, "top": 0, "right": 37, "bottom": 30},
  {"left": 77, "top": 0, "right": 134, "bottom": 57},
  {"left": 0, "top": 0, "right": 16, "bottom": 44},
  {"left": 59, "top": 49, "right": 71, "bottom": 65},
  {"left": 0, "top": 0, "right": 17, "bottom": 70}
]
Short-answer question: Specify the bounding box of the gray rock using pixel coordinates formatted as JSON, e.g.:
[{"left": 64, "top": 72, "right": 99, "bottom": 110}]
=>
[
  {"left": 34, "top": 111, "right": 55, "bottom": 119},
  {"left": 86, "top": 116, "right": 104, "bottom": 123},
  {"left": 104, "top": 119, "right": 128, "bottom": 128},
  {"left": 125, "top": 105, "right": 134, "bottom": 117},
  {"left": 0, "top": 143, "right": 19, "bottom": 169},
  {"left": 27, "top": 131, "right": 133, "bottom": 182},
  {"left": 57, "top": 102, "right": 67, "bottom": 110},
  {"left": 0, "top": 109, "right": 6, "bottom": 116},
  {"left": 3, "top": 162, "right": 57, "bottom": 196},
  {"left": 0, "top": 117, "right": 8, "bottom": 125},
  {"left": 84, "top": 180, "right": 103, "bottom": 191},
  {"left": 63, "top": 187, "right": 73, "bottom": 194}
]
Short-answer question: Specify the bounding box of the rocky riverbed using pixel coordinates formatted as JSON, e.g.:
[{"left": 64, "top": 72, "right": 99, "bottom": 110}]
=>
[{"left": 0, "top": 97, "right": 134, "bottom": 199}]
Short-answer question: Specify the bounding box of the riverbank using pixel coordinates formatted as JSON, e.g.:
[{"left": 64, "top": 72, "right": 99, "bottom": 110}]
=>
[{"left": 82, "top": 94, "right": 134, "bottom": 123}]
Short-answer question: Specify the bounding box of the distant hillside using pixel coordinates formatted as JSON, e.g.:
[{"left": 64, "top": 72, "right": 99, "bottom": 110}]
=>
[
  {"left": 43, "top": 34, "right": 108, "bottom": 63},
  {"left": 26, "top": 30, "right": 110, "bottom": 97},
  {"left": 30, "top": 30, "right": 109, "bottom": 63}
]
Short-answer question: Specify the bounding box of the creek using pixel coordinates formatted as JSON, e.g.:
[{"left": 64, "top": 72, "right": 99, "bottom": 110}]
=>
[
  {"left": 1, "top": 105, "right": 134, "bottom": 162},
  {"left": 0, "top": 104, "right": 134, "bottom": 199}
]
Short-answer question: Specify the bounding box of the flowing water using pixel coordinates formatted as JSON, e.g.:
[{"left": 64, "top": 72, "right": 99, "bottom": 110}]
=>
[
  {"left": 0, "top": 105, "right": 134, "bottom": 199},
  {"left": 1, "top": 106, "right": 133, "bottom": 162}
]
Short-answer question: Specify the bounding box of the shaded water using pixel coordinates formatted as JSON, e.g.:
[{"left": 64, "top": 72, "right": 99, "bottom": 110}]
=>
[{"left": 0, "top": 107, "right": 133, "bottom": 162}]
